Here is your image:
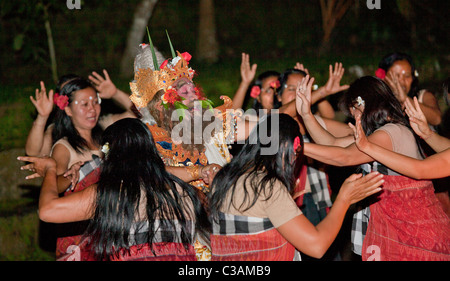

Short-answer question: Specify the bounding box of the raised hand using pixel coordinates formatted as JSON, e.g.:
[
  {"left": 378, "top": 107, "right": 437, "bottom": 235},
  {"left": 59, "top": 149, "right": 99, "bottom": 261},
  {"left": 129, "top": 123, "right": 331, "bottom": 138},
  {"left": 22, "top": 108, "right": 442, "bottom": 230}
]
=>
[
  {"left": 323, "top": 62, "right": 349, "bottom": 96},
  {"left": 294, "top": 62, "right": 309, "bottom": 75},
  {"left": 30, "top": 81, "right": 54, "bottom": 118},
  {"left": 405, "top": 96, "right": 433, "bottom": 139},
  {"left": 348, "top": 114, "right": 368, "bottom": 151},
  {"left": 240, "top": 53, "right": 257, "bottom": 84},
  {"left": 295, "top": 75, "right": 315, "bottom": 117},
  {"left": 18, "top": 155, "right": 56, "bottom": 180},
  {"left": 89, "top": 69, "right": 117, "bottom": 99},
  {"left": 384, "top": 71, "right": 407, "bottom": 103}
]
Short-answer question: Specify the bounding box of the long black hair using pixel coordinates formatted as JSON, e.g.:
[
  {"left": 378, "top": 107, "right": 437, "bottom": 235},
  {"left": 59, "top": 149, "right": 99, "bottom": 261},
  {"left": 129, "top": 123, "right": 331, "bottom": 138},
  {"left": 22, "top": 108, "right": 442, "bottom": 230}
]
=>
[
  {"left": 52, "top": 77, "right": 103, "bottom": 153},
  {"left": 340, "top": 76, "right": 424, "bottom": 156},
  {"left": 209, "top": 113, "right": 304, "bottom": 217},
  {"left": 378, "top": 52, "right": 419, "bottom": 98},
  {"left": 86, "top": 118, "right": 210, "bottom": 259}
]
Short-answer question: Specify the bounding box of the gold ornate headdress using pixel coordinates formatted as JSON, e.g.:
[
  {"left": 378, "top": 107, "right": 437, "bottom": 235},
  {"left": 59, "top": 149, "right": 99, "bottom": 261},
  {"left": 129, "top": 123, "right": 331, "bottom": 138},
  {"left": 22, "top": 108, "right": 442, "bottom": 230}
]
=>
[{"left": 129, "top": 29, "right": 195, "bottom": 108}]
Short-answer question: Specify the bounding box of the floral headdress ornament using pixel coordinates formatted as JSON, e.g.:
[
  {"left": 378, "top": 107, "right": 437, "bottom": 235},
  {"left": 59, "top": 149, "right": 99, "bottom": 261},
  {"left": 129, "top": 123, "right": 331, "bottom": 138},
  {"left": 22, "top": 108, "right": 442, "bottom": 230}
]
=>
[
  {"left": 54, "top": 93, "right": 69, "bottom": 110},
  {"left": 293, "top": 136, "right": 301, "bottom": 152},
  {"left": 101, "top": 142, "right": 110, "bottom": 156},
  {"left": 129, "top": 28, "right": 213, "bottom": 121},
  {"left": 356, "top": 96, "right": 365, "bottom": 107},
  {"left": 375, "top": 68, "right": 386, "bottom": 79}
]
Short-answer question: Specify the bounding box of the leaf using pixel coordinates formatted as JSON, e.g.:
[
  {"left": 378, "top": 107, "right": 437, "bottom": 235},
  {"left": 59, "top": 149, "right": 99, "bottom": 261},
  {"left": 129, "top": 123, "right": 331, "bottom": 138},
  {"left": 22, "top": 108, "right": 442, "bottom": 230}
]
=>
[
  {"left": 166, "top": 30, "right": 176, "bottom": 58},
  {"left": 146, "top": 26, "right": 160, "bottom": 71}
]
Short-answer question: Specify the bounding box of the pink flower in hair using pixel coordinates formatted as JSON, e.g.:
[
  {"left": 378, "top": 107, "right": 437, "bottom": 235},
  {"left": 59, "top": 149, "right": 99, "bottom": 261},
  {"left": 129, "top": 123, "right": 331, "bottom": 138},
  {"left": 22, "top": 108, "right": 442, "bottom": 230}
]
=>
[
  {"left": 54, "top": 93, "right": 69, "bottom": 110},
  {"left": 375, "top": 68, "right": 386, "bottom": 79},
  {"left": 293, "top": 136, "right": 301, "bottom": 152},
  {"left": 250, "top": 86, "right": 261, "bottom": 98},
  {"left": 269, "top": 80, "right": 281, "bottom": 89}
]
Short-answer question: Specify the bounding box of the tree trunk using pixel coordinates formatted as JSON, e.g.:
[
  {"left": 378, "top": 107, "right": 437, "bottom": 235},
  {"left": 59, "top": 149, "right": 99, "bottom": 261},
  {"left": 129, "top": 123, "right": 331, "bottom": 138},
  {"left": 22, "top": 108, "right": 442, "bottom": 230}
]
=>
[
  {"left": 196, "top": 0, "right": 219, "bottom": 63},
  {"left": 43, "top": 5, "right": 58, "bottom": 84},
  {"left": 318, "top": 0, "right": 353, "bottom": 55},
  {"left": 120, "top": 0, "right": 159, "bottom": 78}
]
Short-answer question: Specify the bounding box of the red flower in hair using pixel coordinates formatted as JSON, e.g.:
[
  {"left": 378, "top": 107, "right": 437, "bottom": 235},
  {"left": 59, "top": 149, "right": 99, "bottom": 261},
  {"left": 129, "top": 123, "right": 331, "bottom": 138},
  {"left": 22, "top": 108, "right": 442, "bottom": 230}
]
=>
[
  {"left": 54, "top": 93, "right": 69, "bottom": 110},
  {"left": 375, "top": 68, "right": 386, "bottom": 79},
  {"left": 293, "top": 136, "right": 301, "bottom": 152},
  {"left": 250, "top": 86, "right": 261, "bottom": 98},
  {"left": 269, "top": 80, "right": 281, "bottom": 89}
]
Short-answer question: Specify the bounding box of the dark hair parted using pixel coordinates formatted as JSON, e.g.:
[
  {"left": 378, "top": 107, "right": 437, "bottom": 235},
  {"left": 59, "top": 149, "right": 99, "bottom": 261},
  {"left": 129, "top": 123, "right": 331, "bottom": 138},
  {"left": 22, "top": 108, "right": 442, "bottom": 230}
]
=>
[
  {"left": 340, "top": 76, "right": 425, "bottom": 157},
  {"left": 378, "top": 52, "right": 419, "bottom": 98},
  {"left": 52, "top": 77, "right": 103, "bottom": 154},
  {"left": 86, "top": 118, "right": 210, "bottom": 259},
  {"left": 209, "top": 113, "right": 304, "bottom": 218}
]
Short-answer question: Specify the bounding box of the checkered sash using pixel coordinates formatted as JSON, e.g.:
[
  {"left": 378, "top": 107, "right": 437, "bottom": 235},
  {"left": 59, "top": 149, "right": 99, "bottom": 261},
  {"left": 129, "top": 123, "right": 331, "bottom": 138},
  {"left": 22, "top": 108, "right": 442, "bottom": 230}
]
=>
[
  {"left": 213, "top": 212, "right": 274, "bottom": 235},
  {"left": 303, "top": 135, "right": 333, "bottom": 211},
  {"left": 64, "top": 154, "right": 102, "bottom": 193},
  {"left": 211, "top": 212, "right": 300, "bottom": 261}
]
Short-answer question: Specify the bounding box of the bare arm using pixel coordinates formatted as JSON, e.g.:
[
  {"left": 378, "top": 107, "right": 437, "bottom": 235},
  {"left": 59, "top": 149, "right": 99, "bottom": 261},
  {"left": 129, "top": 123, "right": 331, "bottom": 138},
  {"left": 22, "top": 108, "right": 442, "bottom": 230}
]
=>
[
  {"left": 296, "top": 75, "right": 354, "bottom": 147},
  {"left": 303, "top": 128, "right": 393, "bottom": 167},
  {"left": 277, "top": 172, "right": 383, "bottom": 258},
  {"left": 18, "top": 156, "right": 95, "bottom": 223},
  {"left": 350, "top": 115, "right": 450, "bottom": 179},
  {"left": 232, "top": 53, "right": 257, "bottom": 110},
  {"left": 25, "top": 82, "right": 54, "bottom": 156}
]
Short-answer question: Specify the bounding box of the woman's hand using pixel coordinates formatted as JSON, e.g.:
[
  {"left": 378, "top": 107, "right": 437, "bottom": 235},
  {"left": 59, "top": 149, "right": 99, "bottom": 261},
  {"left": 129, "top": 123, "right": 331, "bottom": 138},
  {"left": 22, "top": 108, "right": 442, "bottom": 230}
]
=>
[
  {"left": 89, "top": 69, "right": 117, "bottom": 99},
  {"left": 295, "top": 74, "right": 315, "bottom": 117},
  {"left": 385, "top": 72, "right": 407, "bottom": 103},
  {"left": 200, "top": 164, "right": 222, "bottom": 185},
  {"left": 240, "top": 53, "right": 257, "bottom": 85},
  {"left": 294, "top": 62, "right": 309, "bottom": 75},
  {"left": 337, "top": 172, "right": 384, "bottom": 206},
  {"left": 18, "top": 155, "right": 56, "bottom": 180},
  {"left": 30, "top": 81, "right": 54, "bottom": 118},
  {"left": 405, "top": 96, "right": 433, "bottom": 139},
  {"left": 348, "top": 114, "right": 369, "bottom": 151},
  {"left": 322, "top": 62, "right": 349, "bottom": 96},
  {"left": 63, "top": 161, "right": 84, "bottom": 191}
]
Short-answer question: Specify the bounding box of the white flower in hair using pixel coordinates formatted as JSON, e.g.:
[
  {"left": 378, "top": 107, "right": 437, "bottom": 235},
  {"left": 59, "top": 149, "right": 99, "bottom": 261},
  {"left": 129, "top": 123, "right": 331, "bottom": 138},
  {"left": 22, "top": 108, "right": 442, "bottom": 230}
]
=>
[
  {"left": 356, "top": 96, "right": 365, "bottom": 107},
  {"left": 101, "top": 142, "right": 110, "bottom": 155},
  {"left": 414, "top": 70, "right": 419, "bottom": 77}
]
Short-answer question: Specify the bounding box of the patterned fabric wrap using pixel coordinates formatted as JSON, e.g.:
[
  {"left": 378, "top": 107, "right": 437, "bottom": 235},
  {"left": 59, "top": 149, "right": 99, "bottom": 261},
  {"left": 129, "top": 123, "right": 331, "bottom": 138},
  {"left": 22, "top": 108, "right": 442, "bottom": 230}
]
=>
[
  {"left": 56, "top": 156, "right": 101, "bottom": 261},
  {"left": 362, "top": 175, "right": 450, "bottom": 261},
  {"left": 303, "top": 135, "right": 333, "bottom": 211},
  {"left": 211, "top": 212, "right": 298, "bottom": 261},
  {"left": 351, "top": 161, "right": 399, "bottom": 255},
  {"left": 110, "top": 220, "right": 197, "bottom": 261}
]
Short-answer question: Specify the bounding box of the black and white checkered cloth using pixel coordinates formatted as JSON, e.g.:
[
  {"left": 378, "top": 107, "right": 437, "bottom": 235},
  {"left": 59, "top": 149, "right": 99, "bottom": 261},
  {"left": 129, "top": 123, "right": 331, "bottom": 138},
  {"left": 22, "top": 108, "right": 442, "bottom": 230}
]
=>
[{"left": 212, "top": 212, "right": 274, "bottom": 235}]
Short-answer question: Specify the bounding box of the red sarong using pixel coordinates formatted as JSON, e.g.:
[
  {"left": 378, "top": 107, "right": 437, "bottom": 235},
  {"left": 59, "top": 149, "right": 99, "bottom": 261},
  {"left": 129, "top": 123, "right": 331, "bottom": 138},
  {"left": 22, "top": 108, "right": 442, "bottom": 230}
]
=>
[
  {"left": 362, "top": 175, "right": 450, "bottom": 261},
  {"left": 211, "top": 228, "right": 296, "bottom": 261},
  {"left": 55, "top": 167, "right": 100, "bottom": 261},
  {"left": 111, "top": 242, "right": 197, "bottom": 261}
]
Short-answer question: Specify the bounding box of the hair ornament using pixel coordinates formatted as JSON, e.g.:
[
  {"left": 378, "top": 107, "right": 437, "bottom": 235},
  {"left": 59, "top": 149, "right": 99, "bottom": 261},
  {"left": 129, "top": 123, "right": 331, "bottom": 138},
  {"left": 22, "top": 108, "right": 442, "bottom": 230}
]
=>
[
  {"left": 414, "top": 70, "right": 419, "bottom": 77},
  {"left": 250, "top": 85, "right": 261, "bottom": 98},
  {"left": 54, "top": 93, "right": 69, "bottom": 110},
  {"left": 101, "top": 142, "right": 110, "bottom": 156},
  {"left": 356, "top": 96, "right": 365, "bottom": 107},
  {"left": 293, "top": 136, "right": 301, "bottom": 152},
  {"left": 375, "top": 68, "right": 386, "bottom": 79}
]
